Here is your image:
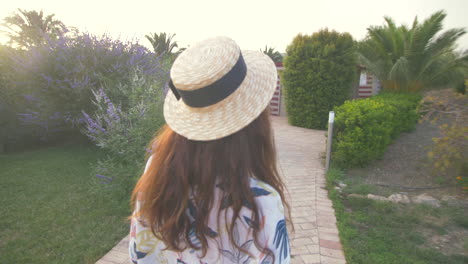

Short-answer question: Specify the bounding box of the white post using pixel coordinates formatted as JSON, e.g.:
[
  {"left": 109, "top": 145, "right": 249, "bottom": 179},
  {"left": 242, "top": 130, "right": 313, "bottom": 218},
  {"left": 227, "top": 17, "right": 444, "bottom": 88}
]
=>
[{"left": 325, "top": 111, "right": 335, "bottom": 171}]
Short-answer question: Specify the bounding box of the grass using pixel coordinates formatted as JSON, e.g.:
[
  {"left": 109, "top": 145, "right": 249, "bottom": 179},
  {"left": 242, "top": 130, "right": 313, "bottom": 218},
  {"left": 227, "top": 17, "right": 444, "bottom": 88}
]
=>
[
  {"left": 0, "top": 144, "right": 132, "bottom": 264},
  {"left": 326, "top": 168, "right": 468, "bottom": 264}
]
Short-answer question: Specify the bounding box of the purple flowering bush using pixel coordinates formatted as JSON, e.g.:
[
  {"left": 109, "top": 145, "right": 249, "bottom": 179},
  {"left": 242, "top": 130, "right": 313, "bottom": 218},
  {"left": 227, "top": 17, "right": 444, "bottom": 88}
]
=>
[
  {"left": 6, "top": 29, "right": 167, "bottom": 146},
  {"left": 81, "top": 69, "right": 167, "bottom": 182}
]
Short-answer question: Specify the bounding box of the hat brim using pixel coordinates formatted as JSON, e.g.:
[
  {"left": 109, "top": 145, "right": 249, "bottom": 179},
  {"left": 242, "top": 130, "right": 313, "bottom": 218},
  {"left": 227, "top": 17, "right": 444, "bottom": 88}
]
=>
[{"left": 163, "top": 50, "right": 277, "bottom": 141}]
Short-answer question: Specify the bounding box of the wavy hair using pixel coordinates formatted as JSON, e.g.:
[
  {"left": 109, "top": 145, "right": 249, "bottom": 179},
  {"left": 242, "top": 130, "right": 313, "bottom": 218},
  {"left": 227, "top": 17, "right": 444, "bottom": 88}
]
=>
[{"left": 130, "top": 108, "right": 292, "bottom": 259}]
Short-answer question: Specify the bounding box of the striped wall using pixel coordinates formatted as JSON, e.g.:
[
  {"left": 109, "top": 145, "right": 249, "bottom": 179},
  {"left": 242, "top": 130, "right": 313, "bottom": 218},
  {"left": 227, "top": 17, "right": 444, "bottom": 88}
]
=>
[
  {"left": 270, "top": 63, "right": 284, "bottom": 116},
  {"left": 358, "top": 72, "right": 374, "bottom": 98},
  {"left": 357, "top": 70, "right": 382, "bottom": 99}
]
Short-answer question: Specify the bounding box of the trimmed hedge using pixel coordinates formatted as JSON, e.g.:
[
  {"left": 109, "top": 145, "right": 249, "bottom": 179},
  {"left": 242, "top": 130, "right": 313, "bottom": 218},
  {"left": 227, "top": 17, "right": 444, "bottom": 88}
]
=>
[
  {"left": 332, "top": 93, "right": 422, "bottom": 168},
  {"left": 282, "top": 29, "right": 356, "bottom": 129}
]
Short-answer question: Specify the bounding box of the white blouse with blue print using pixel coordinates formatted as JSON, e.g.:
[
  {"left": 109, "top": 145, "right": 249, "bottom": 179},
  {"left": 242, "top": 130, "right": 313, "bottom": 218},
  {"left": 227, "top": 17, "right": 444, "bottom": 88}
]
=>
[{"left": 129, "top": 156, "right": 291, "bottom": 264}]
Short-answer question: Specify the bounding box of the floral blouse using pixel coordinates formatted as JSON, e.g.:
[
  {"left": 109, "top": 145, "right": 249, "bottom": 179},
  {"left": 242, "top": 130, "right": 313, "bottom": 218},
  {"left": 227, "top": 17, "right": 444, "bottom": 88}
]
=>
[{"left": 129, "top": 156, "right": 290, "bottom": 264}]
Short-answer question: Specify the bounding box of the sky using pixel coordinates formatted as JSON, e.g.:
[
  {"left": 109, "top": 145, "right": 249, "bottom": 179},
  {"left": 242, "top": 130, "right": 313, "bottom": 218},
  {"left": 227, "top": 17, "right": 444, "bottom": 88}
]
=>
[{"left": 1, "top": 0, "right": 467, "bottom": 53}]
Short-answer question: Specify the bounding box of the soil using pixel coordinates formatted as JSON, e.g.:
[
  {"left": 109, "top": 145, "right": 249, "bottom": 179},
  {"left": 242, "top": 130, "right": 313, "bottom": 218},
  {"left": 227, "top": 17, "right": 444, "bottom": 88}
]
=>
[
  {"left": 343, "top": 89, "right": 468, "bottom": 257},
  {"left": 348, "top": 121, "right": 437, "bottom": 183},
  {"left": 347, "top": 109, "right": 466, "bottom": 201}
]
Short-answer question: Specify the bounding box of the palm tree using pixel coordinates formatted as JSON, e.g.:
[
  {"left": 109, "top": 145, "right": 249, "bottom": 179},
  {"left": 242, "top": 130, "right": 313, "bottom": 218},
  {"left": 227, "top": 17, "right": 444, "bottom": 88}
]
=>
[
  {"left": 261, "top": 45, "right": 283, "bottom": 63},
  {"left": 358, "top": 10, "right": 468, "bottom": 92},
  {"left": 1, "top": 9, "right": 66, "bottom": 49},
  {"left": 145, "top": 32, "right": 179, "bottom": 56}
]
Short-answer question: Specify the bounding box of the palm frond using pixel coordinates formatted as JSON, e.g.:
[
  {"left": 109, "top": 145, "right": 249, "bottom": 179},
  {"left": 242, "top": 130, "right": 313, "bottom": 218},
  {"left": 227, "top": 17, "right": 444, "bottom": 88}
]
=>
[
  {"left": 1, "top": 9, "right": 65, "bottom": 48},
  {"left": 388, "top": 56, "right": 410, "bottom": 84},
  {"left": 145, "top": 32, "right": 179, "bottom": 56},
  {"left": 357, "top": 52, "right": 388, "bottom": 81},
  {"left": 359, "top": 10, "right": 466, "bottom": 92},
  {"left": 414, "top": 28, "right": 466, "bottom": 82},
  {"left": 410, "top": 10, "right": 445, "bottom": 56},
  {"left": 261, "top": 45, "right": 283, "bottom": 63}
]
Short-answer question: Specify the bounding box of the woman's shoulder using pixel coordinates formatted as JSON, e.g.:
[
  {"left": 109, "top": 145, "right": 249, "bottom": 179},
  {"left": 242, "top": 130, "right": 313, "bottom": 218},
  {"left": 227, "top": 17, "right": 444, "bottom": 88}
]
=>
[
  {"left": 248, "top": 178, "right": 281, "bottom": 200},
  {"left": 248, "top": 177, "right": 285, "bottom": 217}
]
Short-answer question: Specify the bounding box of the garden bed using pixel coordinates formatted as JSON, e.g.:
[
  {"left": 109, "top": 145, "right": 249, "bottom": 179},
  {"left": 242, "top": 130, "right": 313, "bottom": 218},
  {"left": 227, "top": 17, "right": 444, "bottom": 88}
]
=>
[{"left": 326, "top": 91, "right": 468, "bottom": 262}]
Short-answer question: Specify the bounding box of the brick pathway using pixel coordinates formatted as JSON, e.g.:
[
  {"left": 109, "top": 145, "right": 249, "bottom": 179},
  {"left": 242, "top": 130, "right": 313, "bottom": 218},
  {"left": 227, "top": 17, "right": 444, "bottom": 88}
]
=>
[{"left": 96, "top": 116, "right": 346, "bottom": 264}]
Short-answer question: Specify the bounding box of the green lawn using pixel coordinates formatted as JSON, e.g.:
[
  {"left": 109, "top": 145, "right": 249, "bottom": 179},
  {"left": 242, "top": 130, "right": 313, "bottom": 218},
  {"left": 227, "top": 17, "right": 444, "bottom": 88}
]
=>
[
  {"left": 0, "top": 144, "right": 131, "bottom": 264},
  {"left": 327, "top": 168, "right": 468, "bottom": 264}
]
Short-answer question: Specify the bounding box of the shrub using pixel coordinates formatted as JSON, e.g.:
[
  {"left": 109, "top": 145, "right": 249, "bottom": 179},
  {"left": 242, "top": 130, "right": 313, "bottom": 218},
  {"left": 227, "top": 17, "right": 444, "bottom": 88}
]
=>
[
  {"left": 420, "top": 89, "right": 467, "bottom": 190},
  {"left": 282, "top": 29, "right": 356, "bottom": 129},
  {"left": 455, "top": 80, "right": 466, "bottom": 94},
  {"left": 0, "top": 45, "right": 37, "bottom": 151},
  {"left": 6, "top": 30, "right": 166, "bottom": 146},
  {"left": 332, "top": 93, "right": 421, "bottom": 168},
  {"left": 81, "top": 69, "right": 167, "bottom": 183},
  {"left": 371, "top": 93, "right": 422, "bottom": 136}
]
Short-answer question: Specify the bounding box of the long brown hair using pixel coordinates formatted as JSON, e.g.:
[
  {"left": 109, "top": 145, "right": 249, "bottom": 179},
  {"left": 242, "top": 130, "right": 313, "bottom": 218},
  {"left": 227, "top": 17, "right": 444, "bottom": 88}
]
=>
[{"left": 130, "top": 107, "right": 292, "bottom": 258}]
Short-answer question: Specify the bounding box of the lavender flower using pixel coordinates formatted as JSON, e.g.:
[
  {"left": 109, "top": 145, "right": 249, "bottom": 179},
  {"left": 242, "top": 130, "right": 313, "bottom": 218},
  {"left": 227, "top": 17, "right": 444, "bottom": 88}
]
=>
[
  {"left": 23, "top": 95, "right": 38, "bottom": 101},
  {"left": 95, "top": 174, "right": 113, "bottom": 184},
  {"left": 82, "top": 110, "right": 106, "bottom": 134}
]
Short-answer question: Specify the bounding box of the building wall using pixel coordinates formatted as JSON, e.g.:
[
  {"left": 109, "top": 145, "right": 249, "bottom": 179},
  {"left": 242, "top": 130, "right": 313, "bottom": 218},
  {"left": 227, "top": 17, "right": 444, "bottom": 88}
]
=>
[
  {"left": 357, "top": 70, "right": 381, "bottom": 98},
  {"left": 270, "top": 63, "right": 284, "bottom": 116}
]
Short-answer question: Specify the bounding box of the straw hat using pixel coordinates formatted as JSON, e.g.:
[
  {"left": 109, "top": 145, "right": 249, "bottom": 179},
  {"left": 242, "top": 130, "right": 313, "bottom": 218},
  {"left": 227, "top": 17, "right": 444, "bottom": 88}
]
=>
[{"left": 164, "top": 36, "right": 277, "bottom": 141}]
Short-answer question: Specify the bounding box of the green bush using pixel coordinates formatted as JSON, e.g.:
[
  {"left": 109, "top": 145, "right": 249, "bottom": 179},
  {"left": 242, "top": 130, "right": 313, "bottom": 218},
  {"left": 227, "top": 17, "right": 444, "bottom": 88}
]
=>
[
  {"left": 81, "top": 70, "right": 166, "bottom": 184},
  {"left": 371, "top": 93, "right": 422, "bottom": 136},
  {"left": 0, "top": 45, "right": 32, "bottom": 152},
  {"left": 282, "top": 29, "right": 356, "bottom": 129},
  {"left": 332, "top": 93, "right": 421, "bottom": 168}
]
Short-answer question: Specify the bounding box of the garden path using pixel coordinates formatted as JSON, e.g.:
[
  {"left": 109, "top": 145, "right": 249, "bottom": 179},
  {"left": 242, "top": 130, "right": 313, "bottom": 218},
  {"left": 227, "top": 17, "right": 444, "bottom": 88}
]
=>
[{"left": 96, "top": 116, "right": 346, "bottom": 264}]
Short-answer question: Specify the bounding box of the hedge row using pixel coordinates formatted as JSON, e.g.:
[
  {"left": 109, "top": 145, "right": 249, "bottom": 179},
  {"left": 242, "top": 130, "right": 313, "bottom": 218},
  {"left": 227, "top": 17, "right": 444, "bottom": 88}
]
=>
[
  {"left": 282, "top": 29, "right": 356, "bottom": 129},
  {"left": 331, "top": 93, "right": 422, "bottom": 168}
]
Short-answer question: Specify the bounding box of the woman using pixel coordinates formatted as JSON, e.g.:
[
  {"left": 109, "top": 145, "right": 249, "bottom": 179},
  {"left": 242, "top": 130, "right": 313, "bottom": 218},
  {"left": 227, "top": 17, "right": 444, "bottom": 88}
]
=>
[{"left": 129, "top": 36, "right": 292, "bottom": 264}]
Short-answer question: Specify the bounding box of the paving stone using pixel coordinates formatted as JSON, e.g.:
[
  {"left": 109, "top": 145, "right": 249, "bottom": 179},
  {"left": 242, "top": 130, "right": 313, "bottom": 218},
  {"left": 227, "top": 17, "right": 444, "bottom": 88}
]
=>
[
  {"left": 290, "top": 256, "right": 306, "bottom": 264},
  {"left": 320, "top": 255, "right": 347, "bottom": 264},
  {"left": 292, "top": 245, "right": 312, "bottom": 255},
  {"left": 122, "top": 258, "right": 133, "bottom": 264},
  {"left": 320, "top": 247, "right": 346, "bottom": 259},
  {"left": 301, "top": 254, "right": 322, "bottom": 263},
  {"left": 102, "top": 250, "right": 129, "bottom": 263},
  {"left": 306, "top": 244, "right": 320, "bottom": 254},
  {"left": 292, "top": 237, "right": 315, "bottom": 247},
  {"left": 294, "top": 216, "right": 312, "bottom": 223},
  {"left": 318, "top": 232, "right": 340, "bottom": 242},
  {"left": 317, "top": 215, "right": 337, "bottom": 223},
  {"left": 316, "top": 205, "right": 335, "bottom": 213},
  {"left": 320, "top": 239, "right": 343, "bottom": 250},
  {"left": 317, "top": 220, "right": 338, "bottom": 228},
  {"left": 316, "top": 201, "right": 333, "bottom": 207},
  {"left": 95, "top": 260, "right": 117, "bottom": 264},
  {"left": 300, "top": 222, "right": 318, "bottom": 230},
  {"left": 294, "top": 228, "right": 319, "bottom": 238},
  {"left": 318, "top": 227, "right": 339, "bottom": 235},
  {"left": 293, "top": 210, "right": 316, "bottom": 218},
  {"left": 316, "top": 210, "right": 337, "bottom": 216}
]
